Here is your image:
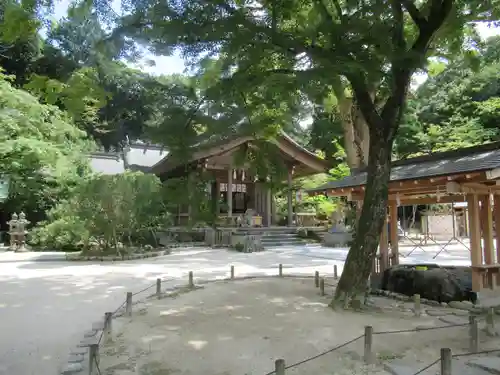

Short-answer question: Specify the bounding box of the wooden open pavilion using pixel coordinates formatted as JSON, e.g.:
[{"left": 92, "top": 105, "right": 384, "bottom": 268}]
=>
[{"left": 308, "top": 142, "right": 500, "bottom": 295}]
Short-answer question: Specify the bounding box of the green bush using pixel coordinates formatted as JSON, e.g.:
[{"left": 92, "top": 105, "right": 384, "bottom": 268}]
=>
[
  {"left": 234, "top": 243, "right": 245, "bottom": 252},
  {"left": 29, "top": 217, "right": 89, "bottom": 251},
  {"left": 31, "top": 171, "right": 172, "bottom": 254}
]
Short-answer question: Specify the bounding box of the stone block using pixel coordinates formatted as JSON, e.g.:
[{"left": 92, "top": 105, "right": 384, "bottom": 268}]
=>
[
  {"left": 60, "top": 362, "right": 83, "bottom": 374},
  {"left": 77, "top": 336, "right": 99, "bottom": 347},
  {"left": 67, "top": 354, "right": 85, "bottom": 363},
  {"left": 70, "top": 347, "right": 88, "bottom": 355},
  {"left": 425, "top": 309, "right": 447, "bottom": 317},
  {"left": 83, "top": 330, "right": 97, "bottom": 338},
  {"left": 438, "top": 314, "right": 468, "bottom": 325},
  {"left": 468, "top": 357, "right": 500, "bottom": 374}
]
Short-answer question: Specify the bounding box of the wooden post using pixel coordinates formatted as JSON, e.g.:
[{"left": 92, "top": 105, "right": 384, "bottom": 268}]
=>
[
  {"left": 467, "top": 194, "right": 483, "bottom": 292},
  {"left": 104, "top": 312, "right": 112, "bottom": 342},
  {"left": 287, "top": 166, "right": 293, "bottom": 227},
  {"left": 156, "top": 278, "right": 161, "bottom": 299},
  {"left": 334, "top": 265, "right": 338, "bottom": 280},
  {"left": 320, "top": 278, "right": 325, "bottom": 296},
  {"left": 413, "top": 294, "right": 421, "bottom": 317},
  {"left": 494, "top": 195, "right": 500, "bottom": 286},
  {"left": 315, "top": 271, "right": 320, "bottom": 287},
  {"left": 125, "top": 292, "right": 132, "bottom": 316},
  {"left": 88, "top": 343, "right": 99, "bottom": 375},
  {"left": 480, "top": 195, "right": 494, "bottom": 288},
  {"left": 275, "top": 359, "right": 285, "bottom": 375},
  {"left": 379, "top": 211, "right": 389, "bottom": 272},
  {"left": 364, "top": 326, "right": 373, "bottom": 364},
  {"left": 440, "top": 348, "right": 452, "bottom": 375},
  {"left": 486, "top": 307, "right": 496, "bottom": 336},
  {"left": 469, "top": 316, "right": 479, "bottom": 353},
  {"left": 230, "top": 265, "right": 235, "bottom": 279},
  {"left": 279, "top": 263, "right": 283, "bottom": 277},
  {"left": 188, "top": 271, "right": 194, "bottom": 288},
  {"left": 389, "top": 203, "right": 399, "bottom": 265}
]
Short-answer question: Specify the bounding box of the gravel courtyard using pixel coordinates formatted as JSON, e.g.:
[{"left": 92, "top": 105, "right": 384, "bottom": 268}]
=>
[{"left": 99, "top": 277, "right": 485, "bottom": 375}]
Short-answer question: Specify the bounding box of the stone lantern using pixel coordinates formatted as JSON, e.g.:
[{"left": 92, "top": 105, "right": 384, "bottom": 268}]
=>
[
  {"left": 7, "top": 213, "right": 19, "bottom": 251},
  {"left": 16, "top": 212, "right": 30, "bottom": 252},
  {"left": 7, "top": 212, "right": 30, "bottom": 252}
]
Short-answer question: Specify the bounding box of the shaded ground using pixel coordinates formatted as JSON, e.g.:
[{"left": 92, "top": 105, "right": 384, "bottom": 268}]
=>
[{"left": 100, "top": 278, "right": 500, "bottom": 375}]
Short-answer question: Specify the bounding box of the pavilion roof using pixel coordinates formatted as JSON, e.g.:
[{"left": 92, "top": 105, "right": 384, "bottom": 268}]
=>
[
  {"left": 151, "top": 130, "right": 330, "bottom": 176},
  {"left": 308, "top": 141, "right": 500, "bottom": 194}
]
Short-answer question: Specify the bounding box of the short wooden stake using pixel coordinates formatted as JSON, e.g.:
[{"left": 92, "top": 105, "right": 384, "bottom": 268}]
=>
[
  {"left": 469, "top": 316, "right": 479, "bottom": 353},
  {"left": 486, "top": 307, "right": 496, "bottom": 336},
  {"left": 230, "top": 265, "right": 235, "bottom": 279},
  {"left": 334, "top": 265, "right": 338, "bottom": 279},
  {"left": 125, "top": 292, "right": 132, "bottom": 316},
  {"left": 413, "top": 294, "right": 421, "bottom": 317},
  {"left": 88, "top": 343, "right": 99, "bottom": 375},
  {"left": 320, "top": 278, "right": 325, "bottom": 296},
  {"left": 275, "top": 359, "right": 285, "bottom": 375},
  {"left": 104, "top": 312, "right": 112, "bottom": 342},
  {"left": 279, "top": 264, "right": 283, "bottom": 277},
  {"left": 156, "top": 278, "right": 161, "bottom": 299},
  {"left": 440, "top": 348, "right": 452, "bottom": 375},
  {"left": 364, "top": 326, "right": 373, "bottom": 364},
  {"left": 315, "top": 271, "right": 320, "bottom": 288},
  {"left": 188, "top": 271, "right": 194, "bottom": 288}
]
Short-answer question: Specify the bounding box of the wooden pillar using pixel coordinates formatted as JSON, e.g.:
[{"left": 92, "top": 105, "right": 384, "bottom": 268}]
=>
[
  {"left": 227, "top": 166, "right": 233, "bottom": 218},
  {"left": 287, "top": 167, "right": 293, "bottom": 226},
  {"left": 467, "top": 194, "right": 483, "bottom": 292},
  {"left": 266, "top": 184, "right": 272, "bottom": 226},
  {"left": 214, "top": 181, "right": 220, "bottom": 216},
  {"left": 379, "top": 210, "right": 389, "bottom": 272},
  {"left": 480, "top": 195, "right": 494, "bottom": 288},
  {"left": 493, "top": 195, "right": 500, "bottom": 286},
  {"left": 389, "top": 203, "right": 399, "bottom": 266}
]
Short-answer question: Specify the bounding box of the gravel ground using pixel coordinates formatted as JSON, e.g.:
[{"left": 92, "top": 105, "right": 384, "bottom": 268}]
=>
[{"left": 98, "top": 278, "right": 484, "bottom": 375}]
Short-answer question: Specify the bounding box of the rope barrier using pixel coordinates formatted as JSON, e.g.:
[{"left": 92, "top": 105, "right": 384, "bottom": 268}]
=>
[
  {"left": 84, "top": 266, "right": 492, "bottom": 375},
  {"left": 411, "top": 358, "right": 440, "bottom": 375},
  {"left": 263, "top": 334, "right": 365, "bottom": 375},
  {"left": 374, "top": 322, "right": 469, "bottom": 335}
]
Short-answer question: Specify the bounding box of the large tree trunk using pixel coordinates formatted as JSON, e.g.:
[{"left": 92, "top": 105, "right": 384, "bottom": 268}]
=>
[
  {"left": 338, "top": 95, "right": 370, "bottom": 170},
  {"left": 332, "top": 126, "right": 393, "bottom": 305}
]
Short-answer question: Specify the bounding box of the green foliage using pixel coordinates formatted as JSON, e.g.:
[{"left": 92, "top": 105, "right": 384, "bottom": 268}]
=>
[
  {"left": 31, "top": 172, "right": 171, "bottom": 252},
  {"left": 0, "top": 70, "right": 93, "bottom": 222}
]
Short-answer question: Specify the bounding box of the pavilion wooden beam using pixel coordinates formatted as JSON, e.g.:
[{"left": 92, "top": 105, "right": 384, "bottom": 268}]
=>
[
  {"left": 389, "top": 203, "right": 399, "bottom": 265},
  {"left": 480, "top": 194, "right": 494, "bottom": 288},
  {"left": 467, "top": 194, "right": 483, "bottom": 292},
  {"left": 348, "top": 194, "right": 468, "bottom": 206},
  {"left": 494, "top": 195, "right": 500, "bottom": 286},
  {"left": 379, "top": 211, "right": 389, "bottom": 272}
]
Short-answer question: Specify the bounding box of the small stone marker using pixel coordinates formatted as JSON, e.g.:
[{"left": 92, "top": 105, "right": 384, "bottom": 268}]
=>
[
  {"left": 334, "top": 265, "right": 338, "bottom": 279},
  {"left": 156, "top": 278, "right": 161, "bottom": 298},
  {"left": 469, "top": 315, "right": 479, "bottom": 353},
  {"left": 188, "top": 271, "right": 194, "bottom": 288},
  {"left": 364, "top": 326, "right": 373, "bottom": 364},
  {"left": 440, "top": 348, "right": 451, "bottom": 375},
  {"left": 279, "top": 264, "right": 283, "bottom": 277},
  {"left": 275, "top": 359, "right": 285, "bottom": 375},
  {"left": 314, "top": 271, "right": 320, "bottom": 288},
  {"left": 126, "top": 292, "right": 132, "bottom": 316},
  {"left": 320, "top": 278, "right": 325, "bottom": 296},
  {"left": 413, "top": 294, "right": 421, "bottom": 317},
  {"left": 230, "top": 265, "right": 235, "bottom": 279}
]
